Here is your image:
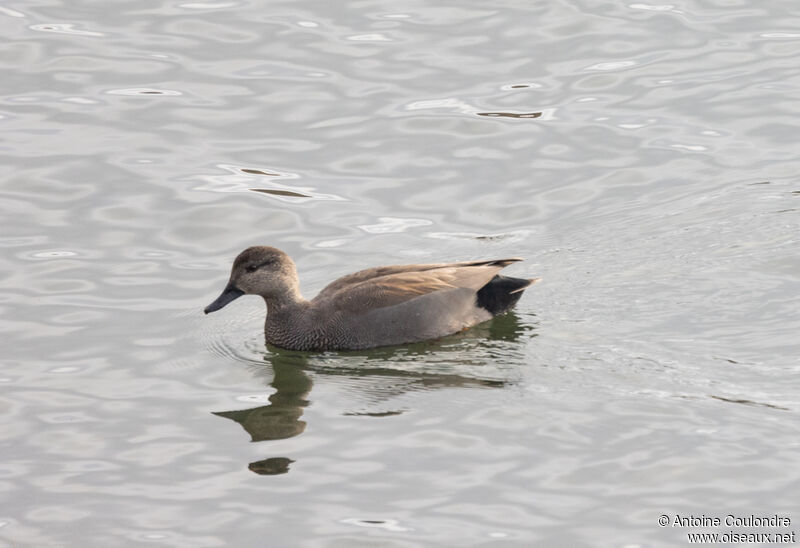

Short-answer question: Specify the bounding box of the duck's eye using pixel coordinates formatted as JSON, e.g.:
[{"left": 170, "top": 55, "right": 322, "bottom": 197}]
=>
[{"left": 246, "top": 264, "right": 258, "bottom": 273}]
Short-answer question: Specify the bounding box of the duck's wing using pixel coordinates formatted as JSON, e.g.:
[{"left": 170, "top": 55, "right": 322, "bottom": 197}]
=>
[
  {"left": 314, "top": 258, "right": 522, "bottom": 302},
  {"left": 313, "top": 259, "right": 523, "bottom": 313}
]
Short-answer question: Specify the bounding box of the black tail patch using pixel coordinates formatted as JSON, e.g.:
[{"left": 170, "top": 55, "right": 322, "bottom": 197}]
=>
[{"left": 476, "top": 275, "right": 533, "bottom": 315}]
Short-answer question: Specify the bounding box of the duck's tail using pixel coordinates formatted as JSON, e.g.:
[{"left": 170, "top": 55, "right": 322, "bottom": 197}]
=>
[{"left": 476, "top": 275, "right": 541, "bottom": 315}]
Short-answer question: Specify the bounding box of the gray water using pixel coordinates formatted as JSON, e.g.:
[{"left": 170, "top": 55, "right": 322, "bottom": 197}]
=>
[{"left": 2, "top": 0, "right": 800, "bottom": 546}]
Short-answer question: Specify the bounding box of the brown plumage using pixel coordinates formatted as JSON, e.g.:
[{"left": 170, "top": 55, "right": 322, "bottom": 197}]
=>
[{"left": 204, "top": 246, "right": 540, "bottom": 351}]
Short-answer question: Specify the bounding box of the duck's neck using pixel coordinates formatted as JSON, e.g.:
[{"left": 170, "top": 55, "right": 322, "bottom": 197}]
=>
[
  {"left": 262, "top": 288, "right": 306, "bottom": 313},
  {"left": 262, "top": 294, "right": 314, "bottom": 350}
]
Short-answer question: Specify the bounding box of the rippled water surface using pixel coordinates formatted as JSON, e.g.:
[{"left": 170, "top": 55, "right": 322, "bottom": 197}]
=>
[{"left": 2, "top": 0, "right": 800, "bottom": 546}]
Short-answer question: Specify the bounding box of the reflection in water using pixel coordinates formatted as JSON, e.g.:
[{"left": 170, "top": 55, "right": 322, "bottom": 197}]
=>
[
  {"left": 213, "top": 359, "right": 311, "bottom": 442},
  {"left": 213, "top": 312, "right": 535, "bottom": 475},
  {"left": 240, "top": 168, "right": 280, "bottom": 176},
  {"left": 249, "top": 457, "right": 295, "bottom": 476},
  {"left": 476, "top": 111, "right": 542, "bottom": 119},
  {"left": 249, "top": 188, "right": 311, "bottom": 198},
  {"left": 709, "top": 395, "right": 790, "bottom": 411},
  {"left": 487, "top": 310, "right": 534, "bottom": 341},
  {"left": 343, "top": 410, "right": 404, "bottom": 417}
]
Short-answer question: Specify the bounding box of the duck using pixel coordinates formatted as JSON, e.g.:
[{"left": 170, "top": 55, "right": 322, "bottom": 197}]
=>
[{"left": 204, "top": 246, "right": 540, "bottom": 351}]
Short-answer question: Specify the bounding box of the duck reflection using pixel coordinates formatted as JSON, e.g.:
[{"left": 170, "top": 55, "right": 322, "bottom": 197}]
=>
[
  {"left": 248, "top": 456, "right": 295, "bottom": 475},
  {"left": 213, "top": 311, "right": 535, "bottom": 475},
  {"left": 214, "top": 357, "right": 311, "bottom": 443}
]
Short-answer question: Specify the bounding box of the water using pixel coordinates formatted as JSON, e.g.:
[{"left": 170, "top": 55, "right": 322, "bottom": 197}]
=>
[{"left": 2, "top": 0, "right": 799, "bottom": 546}]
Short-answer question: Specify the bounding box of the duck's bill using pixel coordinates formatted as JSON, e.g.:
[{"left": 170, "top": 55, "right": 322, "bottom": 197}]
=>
[{"left": 204, "top": 283, "right": 245, "bottom": 314}]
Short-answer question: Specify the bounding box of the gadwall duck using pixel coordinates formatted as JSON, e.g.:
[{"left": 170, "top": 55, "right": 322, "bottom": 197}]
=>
[{"left": 205, "top": 246, "right": 540, "bottom": 351}]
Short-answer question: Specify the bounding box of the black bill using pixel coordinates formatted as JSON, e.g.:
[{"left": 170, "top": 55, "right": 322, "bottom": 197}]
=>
[{"left": 204, "top": 283, "right": 245, "bottom": 314}]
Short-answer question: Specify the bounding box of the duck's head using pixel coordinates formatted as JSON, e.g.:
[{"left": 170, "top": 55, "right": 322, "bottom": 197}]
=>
[{"left": 204, "top": 246, "right": 300, "bottom": 314}]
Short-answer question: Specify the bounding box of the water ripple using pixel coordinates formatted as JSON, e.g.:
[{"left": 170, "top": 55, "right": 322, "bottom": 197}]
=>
[
  {"left": 106, "top": 88, "right": 183, "bottom": 96},
  {"left": 29, "top": 23, "right": 105, "bottom": 37}
]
